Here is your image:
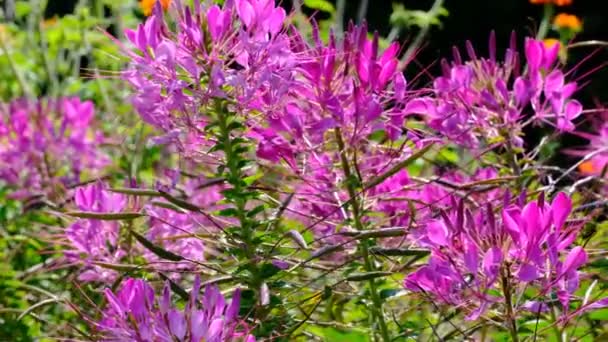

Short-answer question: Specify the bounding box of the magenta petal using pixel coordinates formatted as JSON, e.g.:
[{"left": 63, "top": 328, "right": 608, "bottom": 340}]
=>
[
  {"left": 427, "top": 221, "right": 449, "bottom": 246},
  {"left": 168, "top": 309, "right": 186, "bottom": 340},
  {"left": 562, "top": 246, "right": 587, "bottom": 275},
  {"left": 585, "top": 298, "right": 608, "bottom": 310},
  {"left": 237, "top": 0, "right": 255, "bottom": 27},
  {"left": 482, "top": 247, "right": 503, "bottom": 283},
  {"left": 463, "top": 241, "right": 479, "bottom": 275},
  {"left": 565, "top": 100, "right": 583, "bottom": 120},
  {"left": 544, "top": 70, "right": 565, "bottom": 95},
  {"left": 525, "top": 38, "right": 543, "bottom": 72},
  {"left": 542, "top": 41, "right": 560, "bottom": 69},
  {"left": 160, "top": 282, "right": 171, "bottom": 314},
  {"left": 207, "top": 317, "right": 225, "bottom": 342},
  {"left": 521, "top": 301, "right": 549, "bottom": 313},
  {"left": 521, "top": 201, "right": 541, "bottom": 240},
  {"left": 403, "top": 97, "right": 436, "bottom": 116},
  {"left": 551, "top": 192, "right": 572, "bottom": 230},
  {"left": 517, "top": 263, "right": 539, "bottom": 282}
]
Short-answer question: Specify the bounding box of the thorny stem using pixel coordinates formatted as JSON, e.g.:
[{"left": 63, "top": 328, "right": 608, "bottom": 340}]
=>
[
  {"left": 501, "top": 268, "right": 519, "bottom": 342},
  {"left": 214, "top": 101, "right": 261, "bottom": 299},
  {"left": 334, "top": 128, "right": 391, "bottom": 342}
]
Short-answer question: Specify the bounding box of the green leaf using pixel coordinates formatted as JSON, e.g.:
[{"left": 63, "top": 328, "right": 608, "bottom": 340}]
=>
[
  {"left": 218, "top": 208, "right": 239, "bottom": 217},
  {"left": 365, "top": 142, "right": 435, "bottom": 189},
  {"left": 308, "top": 326, "right": 370, "bottom": 342},
  {"left": 259, "top": 262, "right": 281, "bottom": 279},
  {"left": 109, "top": 188, "right": 161, "bottom": 197},
  {"left": 130, "top": 230, "right": 184, "bottom": 262},
  {"left": 65, "top": 211, "right": 144, "bottom": 220},
  {"left": 346, "top": 271, "right": 393, "bottom": 282},
  {"left": 14, "top": 2, "right": 32, "bottom": 19},
  {"left": 158, "top": 273, "right": 189, "bottom": 301},
  {"left": 303, "top": 0, "right": 335, "bottom": 13},
  {"left": 589, "top": 308, "right": 608, "bottom": 320}
]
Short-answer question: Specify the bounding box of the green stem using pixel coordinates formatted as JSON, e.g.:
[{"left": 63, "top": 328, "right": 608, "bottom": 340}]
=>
[
  {"left": 550, "top": 305, "right": 564, "bottom": 342},
  {"left": 334, "top": 128, "right": 391, "bottom": 342},
  {"left": 501, "top": 270, "right": 519, "bottom": 342},
  {"left": 399, "top": 0, "right": 445, "bottom": 67},
  {"left": 0, "top": 33, "right": 33, "bottom": 99},
  {"left": 214, "top": 101, "right": 260, "bottom": 291},
  {"left": 536, "top": 4, "right": 554, "bottom": 40}
]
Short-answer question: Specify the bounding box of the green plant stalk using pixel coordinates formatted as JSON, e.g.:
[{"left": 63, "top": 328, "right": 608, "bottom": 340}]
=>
[
  {"left": 214, "top": 101, "right": 262, "bottom": 295},
  {"left": 549, "top": 304, "right": 564, "bottom": 342},
  {"left": 334, "top": 128, "right": 391, "bottom": 342},
  {"left": 501, "top": 269, "right": 519, "bottom": 342},
  {"left": 399, "top": 0, "right": 445, "bottom": 67},
  {"left": 0, "top": 34, "right": 33, "bottom": 99},
  {"left": 536, "top": 4, "right": 554, "bottom": 40}
]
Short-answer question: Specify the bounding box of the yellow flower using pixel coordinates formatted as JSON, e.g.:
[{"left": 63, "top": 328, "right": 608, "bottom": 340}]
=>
[
  {"left": 553, "top": 13, "right": 582, "bottom": 31},
  {"left": 543, "top": 38, "right": 561, "bottom": 49},
  {"left": 140, "top": 0, "right": 171, "bottom": 17}
]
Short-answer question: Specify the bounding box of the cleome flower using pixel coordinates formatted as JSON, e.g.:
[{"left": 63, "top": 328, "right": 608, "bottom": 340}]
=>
[
  {"left": 405, "top": 192, "right": 607, "bottom": 320},
  {"left": 97, "top": 277, "right": 255, "bottom": 341},
  {"left": 0, "top": 98, "right": 108, "bottom": 201},
  {"left": 402, "top": 34, "right": 583, "bottom": 148},
  {"left": 64, "top": 182, "right": 130, "bottom": 283},
  {"left": 120, "top": 0, "right": 291, "bottom": 160}
]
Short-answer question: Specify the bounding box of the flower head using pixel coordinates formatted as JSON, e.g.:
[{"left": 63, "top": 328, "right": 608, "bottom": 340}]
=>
[
  {"left": 0, "top": 98, "right": 108, "bottom": 200},
  {"left": 64, "top": 182, "right": 128, "bottom": 283},
  {"left": 403, "top": 34, "right": 584, "bottom": 148},
  {"left": 140, "top": 0, "right": 171, "bottom": 16},
  {"left": 529, "top": 0, "right": 572, "bottom": 6},
  {"left": 98, "top": 277, "right": 254, "bottom": 341},
  {"left": 553, "top": 13, "right": 583, "bottom": 31},
  {"left": 405, "top": 193, "right": 595, "bottom": 319}
]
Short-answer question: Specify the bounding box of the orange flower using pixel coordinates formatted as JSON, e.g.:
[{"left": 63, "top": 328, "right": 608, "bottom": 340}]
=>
[
  {"left": 529, "top": 0, "right": 572, "bottom": 5},
  {"left": 140, "top": 0, "right": 171, "bottom": 17},
  {"left": 553, "top": 13, "right": 582, "bottom": 31},
  {"left": 41, "top": 16, "right": 58, "bottom": 29},
  {"left": 579, "top": 161, "right": 596, "bottom": 174},
  {"left": 553, "top": 0, "right": 572, "bottom": 6}
]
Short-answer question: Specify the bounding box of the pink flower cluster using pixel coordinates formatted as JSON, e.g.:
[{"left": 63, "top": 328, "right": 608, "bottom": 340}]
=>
[
  {"left": 406, "top": 192, "right": 604, "bottom": 320},
  {"left": 0, "top": 97, "right": 108, "bottom": 199},
  {"left": 404, "top": 35, "right": 583, "bottom": 147},
  {"left": 65, "top": 182, "right": 129, "bottom": 283},
  {"left": 64, "top": 177, "right": 225, "bottom": 282},
  {"left": 98, "top": 277, "right": 254, "bottom": 341}
]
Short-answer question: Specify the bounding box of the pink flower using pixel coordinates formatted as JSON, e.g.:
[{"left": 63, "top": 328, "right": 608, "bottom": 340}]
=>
[
  {"left": 98, "top": 277, "right": 254, "bottom": 342},
  {"left": 0, "top": 98, "right": 108, "bottom": 200},
  {"left": 405, "top": 193, "right": 594, "bottom": 320},
  {"left": 64, "top": 182, "right": 128, "bottom": 283}
]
